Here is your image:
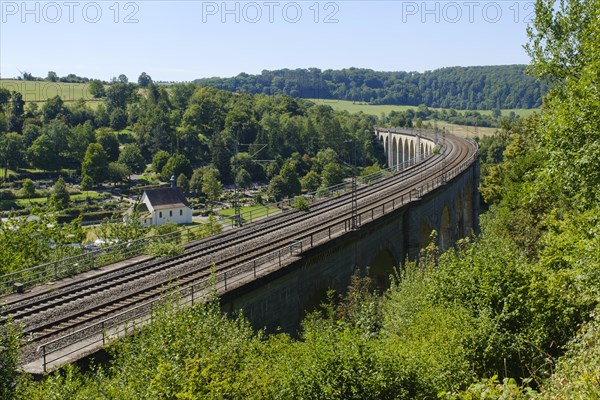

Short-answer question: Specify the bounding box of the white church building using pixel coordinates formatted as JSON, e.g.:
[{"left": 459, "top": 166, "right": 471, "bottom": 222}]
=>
[{"left": 128, "top": 177, "right": 193, "bottom": 226}]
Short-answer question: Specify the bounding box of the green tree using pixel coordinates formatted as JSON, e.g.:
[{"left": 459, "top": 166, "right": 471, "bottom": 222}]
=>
[
  {"left": 105, "top": 82, "right": 137, "bottom": 111},
  {"left": 235, "top": 167, "right": 252, "bottom": 189},
  {"left": 321, "top": 162, "right": 345, "bottom": 188},
  {"left": 161, "top": 154, "right": 192, "bottom": 181},
  {"left": 525, "top": 0, "right": 600, "bottom": 206},
  {"left": 107, "top": 162, "right": 130, "bottom": 183},
  {"left": 68, "top": 121, "right": 96, "bottom": 161},
  {"left": 267, "top": 175, "right": 286, "bottom": 202},
  {"left": 231, "top": 152, "right": 265, "bottom": 182},
  {"left": 82, "top": 143, "right": 109, "bottom": 183},
  {"left": 27, "top": 134, "right": 58, "bottom": 171},
  {"left": 0, "top": 319, "right": 21, "bottom": 400},
  {"left": 81, "top": 174, "right": 93, "bottom": 190},
  {"left": 301, "top": 170, "right": 321, "bottom": 192},
  {"left": 97, "top": 212, "right": 149, "bottom": 245},
  {"left": 88, "top": 79, "right": 106, "bottom": 98},
  {"left": 0, "top": 211, "right": 84, "bottom": 276},
  {"left": 211, "top": 132, "right": 233, "bottom": 183},
  {"left": 50, "top": 177, "right": 70, "bottom": 209},
  {"left": 189, "top": 168, "right": 205, "bottom": 195},
  {"left": 94, "top": 103, "right": 110, "bottom": 127},
  {"left": 46, "top": 71, "right": 58, "bottom": 82},
  {"left": 110, "top": 108, "right": 128, "bottom": 131},
  {"left": 118, "top": 143, "right": 146, "bottom": 174},
  {"left": 138, "top": 72, "right": 153, "bottom": 88},
  {"left": 0, "top": 113, "right": 7, "bottom": 134},
  {"left": 0, "top": 87, "right": 10, "bottom": 112},
  {"left": 280, "top": 162, "right": 301, "bottom": 196},
  {"left": 7, "top": 92, "right": 24, "bottom": 133},
  {"left": 293, "top": 195, "right": 310, "bottom": 211},
  {"left": 27, "top": 119, "right": 71, "bottom": 171},
  {"left": 177, "top": 173, "right": 190, "bottom": 192},
  {"left": 266, "top": 160, "right": 280, "bottom": 179},
  {"left": 21, "top": 178, "right": 36, "bottom": 200},
  {"left": 315, "top": 148, "right": 339, "bottom": 171},
  {"left": 152, "top": 150, "right": 170, "bottom": 173},
  {"left": 95, "top": 128, "right": 120, "bottom": 161},
  {"left": 0, "top": 132, "right": 24, "bottom": 179},
  {"left": 202, "top": 167, "right": 223, "bottom": 204},
  {"left": 41, "top": 95, "right": 66, "bottom": 121}
]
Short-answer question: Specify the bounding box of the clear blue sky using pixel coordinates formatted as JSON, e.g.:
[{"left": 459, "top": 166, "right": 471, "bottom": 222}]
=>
[{"left": 0, "top": 1, "right": 534, "bottom": 81}]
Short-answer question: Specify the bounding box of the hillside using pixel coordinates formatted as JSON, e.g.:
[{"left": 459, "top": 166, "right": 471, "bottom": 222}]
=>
[{"left": 194, "top": 65, "right": 547, "bottom": 110}]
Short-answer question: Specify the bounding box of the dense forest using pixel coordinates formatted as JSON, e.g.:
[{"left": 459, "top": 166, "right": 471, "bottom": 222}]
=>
[
  {"left": 0, "top": 83, "right": 384, "bottom": 187},
  {"left": 195, "top": 64, "right": 547, "bottom": 110},
  {"left": 1, "top": 0, "right": 600, "bottom": 397}
]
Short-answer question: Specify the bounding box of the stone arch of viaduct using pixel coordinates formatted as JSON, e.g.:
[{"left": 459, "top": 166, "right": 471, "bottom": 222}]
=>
[
  {"left": 376, "top": 128, "right": 438, "bottom": 169},
  {"left": 223, "top": 129, "right": 480, "bottom": 334}
]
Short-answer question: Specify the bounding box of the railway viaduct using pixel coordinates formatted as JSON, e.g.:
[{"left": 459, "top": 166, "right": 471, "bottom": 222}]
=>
[
  {"left": 5, "top": 128, "right": 480, "bottom": 373},
  {"left": 223, "top": 128, "right": 480, "bottom": 333}
]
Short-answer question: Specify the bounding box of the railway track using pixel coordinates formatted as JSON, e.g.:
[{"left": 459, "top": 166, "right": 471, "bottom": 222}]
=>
[{"left": 1, "top": 132, "right": 477, "bottom": 367}]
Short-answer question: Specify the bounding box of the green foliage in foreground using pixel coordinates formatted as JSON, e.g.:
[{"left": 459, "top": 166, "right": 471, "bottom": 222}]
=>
[
  {"left": 11, "top": 198, "right": 600, "bottom": 398},
  {"left": 0, "top": 210, "right": 85, "bottom": 276},
  {"left": 0, "top": 319, "right": 21, "bottom": 400},
  {"left": 146, "top": 241, "right": 184, "bottom": 259}
]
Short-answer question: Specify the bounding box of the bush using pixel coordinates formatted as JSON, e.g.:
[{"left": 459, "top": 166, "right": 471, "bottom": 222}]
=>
[
  {"left": 293, "top": 196, "right": 310, "bottom": 211},
  {"left": 80, "top": 211, "right": 118, "bottom": 222},
  {"left": 81, "top": 175, "right": 93, "bottom": 190},
  {"left": 0, "top": 190, "right": 16, "bottom": 201},
  {"left": 146, "top": 241, "right": 184, "bottom": 258},
  {"left": 0, "top": 319, "right": 21, "bottom": 400}
]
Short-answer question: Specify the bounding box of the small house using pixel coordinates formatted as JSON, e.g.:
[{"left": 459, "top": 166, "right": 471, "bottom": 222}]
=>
[{"left": 128, "top": 177, "right": 193, "bottom": 226}]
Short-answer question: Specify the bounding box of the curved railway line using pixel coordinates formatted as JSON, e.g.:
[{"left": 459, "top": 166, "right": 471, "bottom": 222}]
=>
[{"left": 0, "top": 132, "right": 478, "bottom": 371}]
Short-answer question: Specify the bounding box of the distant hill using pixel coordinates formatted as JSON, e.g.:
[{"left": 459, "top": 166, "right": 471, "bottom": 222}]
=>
[{"left": 194, "top": 65, "right": 546, "bottom": 110}]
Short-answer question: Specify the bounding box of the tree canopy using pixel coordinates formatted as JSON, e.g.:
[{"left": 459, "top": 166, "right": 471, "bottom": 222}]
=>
[{"left": 195, "top": 65, "right": 547, "bottom": 109}]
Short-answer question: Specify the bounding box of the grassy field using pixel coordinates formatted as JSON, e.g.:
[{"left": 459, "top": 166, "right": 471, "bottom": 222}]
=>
[
  {"left": 424, "top": 121, "right": 498, "bottom": 138},
  {"left": 1, "top": 169, "right": 18, "bottom": 179},
  {"left": 306, "top": 98, "right": 538, "bottom": 118},
  {"left": 1, "top": 80, "right": 539, "bottom": 119},
  {"left": 0, "top": 79, "right": 98, "bottom": 103}
]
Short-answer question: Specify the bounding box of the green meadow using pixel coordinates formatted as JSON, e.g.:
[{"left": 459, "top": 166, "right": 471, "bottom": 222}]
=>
[
  {"left": 306, "top": 98, "right": 538, "bottom": 118},
  {"left": 0, "top": 79, "right": 97, "bottom": 103}
]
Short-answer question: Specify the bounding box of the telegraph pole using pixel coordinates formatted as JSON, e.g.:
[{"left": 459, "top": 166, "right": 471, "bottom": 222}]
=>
[
  {"left": 232, "top": 126, "right": 270, "bottom": 227},
  {"left": 233, "top": 128, "right": 241, "bottom": 227}
]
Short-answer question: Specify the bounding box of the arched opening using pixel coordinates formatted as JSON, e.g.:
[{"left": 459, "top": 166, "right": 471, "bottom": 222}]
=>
[
  {"left": 420, "top": 143, "right": 424, "bottom": 160},
  {"left": 403, "top": 139, "right": 410, "bottom": 167},
  {"left": 464, "top": 183, "right": 473, "bottom": 232},
  {"left": 419, "top": 220, "right": 433, "bottom": 249},
  {"left": 398, "top": 137, "right": 404, "bottom": 167},
  {"left": 439, "top": 206, "right": 452, "bottom": 251},
  {"left": 456, "top": 193, "right": 464, "bottom": 237},
  {"left": 368, "top": 248, "right": 398, "bottom": 289},
  {"left": 410, "top": 141, "right": 415, "bottom": 163},
  {"left": 392, "top": 137, "right": 398, "bottom": 169}
]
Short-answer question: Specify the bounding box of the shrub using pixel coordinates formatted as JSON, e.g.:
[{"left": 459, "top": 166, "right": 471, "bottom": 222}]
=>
[
  {"left": 146, "top": 241, "right": 184, "bottom": 259},
  {"left": 293, "top": 196, "right": 310, "bottom": 211}
]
